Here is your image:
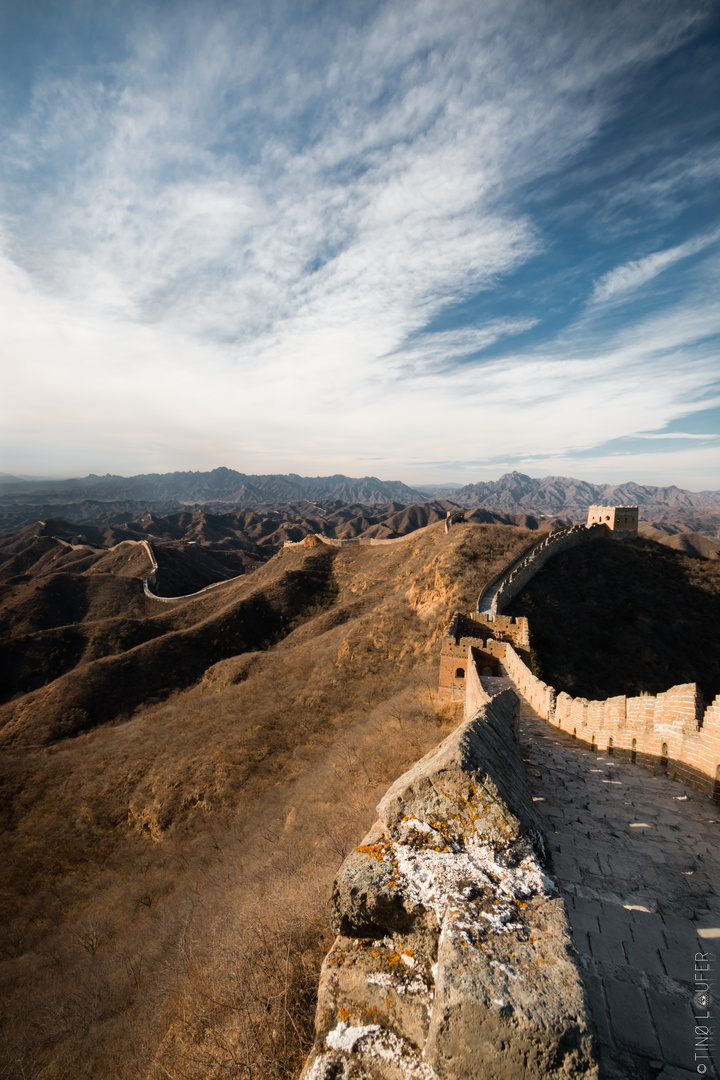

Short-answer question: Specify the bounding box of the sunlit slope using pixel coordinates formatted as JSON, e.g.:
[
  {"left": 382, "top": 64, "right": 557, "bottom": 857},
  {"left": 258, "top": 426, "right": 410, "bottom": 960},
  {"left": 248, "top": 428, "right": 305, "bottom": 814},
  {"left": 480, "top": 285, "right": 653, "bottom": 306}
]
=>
[
  {"left": 0, "top": 541, "right": 335, "bottom": 745},
  {"left": 0, "top": 520, "right": 531, "bottom": 1080}
]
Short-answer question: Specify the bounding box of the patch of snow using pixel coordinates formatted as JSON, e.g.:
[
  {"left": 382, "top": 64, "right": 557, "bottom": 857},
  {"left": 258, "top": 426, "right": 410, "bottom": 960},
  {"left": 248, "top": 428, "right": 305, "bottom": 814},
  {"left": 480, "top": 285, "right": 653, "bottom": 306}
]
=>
[
  {"left": 397, "top": 974, "right": 431, "bottom": 996},
  {"left": 367, "top": 968, "right": 429, "bottom": 997},
  {"left": 322, "top": 1021, "right": 439, "bottom": 1079},
  {"left": 326, "top": 1021, "right": 381, "bottom": 1052},
  {"left": 480, "top": 904, "right": 523, "bottom": 933},
  {"left": 304, "top": 1051, "right": 350, "bottom": 1080},
  {"left": 391, "top": 834, "right": 552, "bottom": 935}
]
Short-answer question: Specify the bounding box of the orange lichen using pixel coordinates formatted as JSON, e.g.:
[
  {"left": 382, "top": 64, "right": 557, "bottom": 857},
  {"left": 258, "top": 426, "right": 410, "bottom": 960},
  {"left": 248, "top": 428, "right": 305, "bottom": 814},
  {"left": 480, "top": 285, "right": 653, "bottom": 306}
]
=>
[{"left": 355, "top": 842, "right": 392, "bottom": 860}]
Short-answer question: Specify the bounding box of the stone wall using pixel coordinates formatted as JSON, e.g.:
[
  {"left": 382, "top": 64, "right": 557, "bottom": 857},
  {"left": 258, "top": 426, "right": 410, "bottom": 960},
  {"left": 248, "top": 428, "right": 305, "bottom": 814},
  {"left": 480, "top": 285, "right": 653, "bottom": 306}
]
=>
[
  {"left": 499, "top": 643, "right": 720, "bottom": 798},
  {"left": 586, "top": 504, "right": 638, "bottom": 535},
  {"left": 284, "top": 522, "right": 443, "bottom": 549},
  {"left": 301, "top": 684, "right": 598, "bottom": 1080},
  {"left": 438, "top": 614, "right": 529, "bottom": 701},
  {"left": 476, "top": 534, "right": 553, "bottom": 613},
  {"left": 443, "top": 514, "right": 720, "bottom": 799}
]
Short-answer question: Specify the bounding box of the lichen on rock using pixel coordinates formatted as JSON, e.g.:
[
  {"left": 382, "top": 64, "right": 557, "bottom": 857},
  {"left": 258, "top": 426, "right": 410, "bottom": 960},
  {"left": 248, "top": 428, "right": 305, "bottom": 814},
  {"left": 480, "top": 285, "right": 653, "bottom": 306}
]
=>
[{"left": 302, "top": 688, "right": 598, "bottom": 1080}]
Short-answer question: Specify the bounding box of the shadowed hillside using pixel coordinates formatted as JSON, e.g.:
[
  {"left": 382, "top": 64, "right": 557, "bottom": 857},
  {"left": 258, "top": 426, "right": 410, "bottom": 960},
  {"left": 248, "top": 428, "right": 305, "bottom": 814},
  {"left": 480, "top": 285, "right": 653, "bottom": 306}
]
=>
[
  {"left": 506, "top": 537, "right": 720, "bottom": 703},
  {"left": 0, "top": 519, "right": 533, "bottom": 1080}
]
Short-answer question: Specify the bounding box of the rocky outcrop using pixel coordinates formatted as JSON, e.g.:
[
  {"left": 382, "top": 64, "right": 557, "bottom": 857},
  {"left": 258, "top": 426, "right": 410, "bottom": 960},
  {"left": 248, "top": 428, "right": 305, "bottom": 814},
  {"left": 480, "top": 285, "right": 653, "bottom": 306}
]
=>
[{"left": 302, "top": 688, "right": 598, "bottom": 1080}]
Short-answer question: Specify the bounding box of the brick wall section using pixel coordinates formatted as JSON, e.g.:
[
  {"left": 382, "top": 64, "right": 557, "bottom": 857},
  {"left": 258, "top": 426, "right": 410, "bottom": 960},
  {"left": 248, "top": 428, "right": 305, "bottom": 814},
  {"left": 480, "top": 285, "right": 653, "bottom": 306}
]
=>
[
  {"left": 284, "top": 522, "right": 443, "bottom": 549},
  {"left": 586, "top": 504, "right": 638, "bottom": 534},
  {"left": 439, "top": 613, "right": 529, "bottom": 700},
  {"left": 476, "top": 534, "right": 548, "bottom": 611},
  {"left": 464, "top": 645, "right": 493, "bottom": 719},
  {"left": 498, "top": 644, "right": 720, "bottom": 797},
  {"left": 438, "top": 641, "right": 474, "bottom": 701}
]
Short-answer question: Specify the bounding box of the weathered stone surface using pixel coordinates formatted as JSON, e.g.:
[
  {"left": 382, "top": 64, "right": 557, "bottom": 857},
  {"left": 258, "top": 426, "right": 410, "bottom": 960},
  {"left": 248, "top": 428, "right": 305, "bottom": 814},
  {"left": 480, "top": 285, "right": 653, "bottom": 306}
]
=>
[
  {"left": 426, "top": 896, "right": 597, "bottom": 1080},
  {"left": 314, "top": 933, "right": 434, "bottom": 1052},
  {"left": 303, "top": 1029, "right": 435, "bottom": 1080},
  {"left": 304, "top": 690, "right": 599, "bottom": 1080},
  {"left": 377, "top": 689, "right": 541, "bottom": 851},
  {"left": 332, "top": 822, "right": 440, "bottom": 942}
]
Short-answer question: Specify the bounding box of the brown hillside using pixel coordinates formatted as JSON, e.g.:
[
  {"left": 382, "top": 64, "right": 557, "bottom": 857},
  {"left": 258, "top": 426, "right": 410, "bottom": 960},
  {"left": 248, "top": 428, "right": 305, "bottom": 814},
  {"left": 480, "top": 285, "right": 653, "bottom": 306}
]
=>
[
  {"left": 0, "top": 543, "right": 340, "bottom": 744},
  {"left": 506, "top": 537, "right": 720, "bottom": 703},
  {"left": 0, "top": 520, "right": 531, "bottom": 1080}
]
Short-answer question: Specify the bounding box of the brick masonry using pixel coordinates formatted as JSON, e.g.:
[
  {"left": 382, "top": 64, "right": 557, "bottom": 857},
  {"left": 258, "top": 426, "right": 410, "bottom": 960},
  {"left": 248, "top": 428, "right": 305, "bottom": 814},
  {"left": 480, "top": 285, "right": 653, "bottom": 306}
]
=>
[{"left": 443, "top": 506, "right": 720, "bottom": 801}]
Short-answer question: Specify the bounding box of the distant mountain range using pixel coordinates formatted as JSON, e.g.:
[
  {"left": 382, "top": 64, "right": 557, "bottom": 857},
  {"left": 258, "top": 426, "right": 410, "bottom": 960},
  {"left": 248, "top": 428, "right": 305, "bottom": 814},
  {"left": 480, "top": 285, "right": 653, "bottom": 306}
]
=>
[
  {"left": 1, "top": 467, "right": 719, "bottom": 522},
  {"left": 448, "top": 471, "right": 720, "bottom": 514},
  {"left": 0, "top": 468, "right": 422, "bottom": 506}
]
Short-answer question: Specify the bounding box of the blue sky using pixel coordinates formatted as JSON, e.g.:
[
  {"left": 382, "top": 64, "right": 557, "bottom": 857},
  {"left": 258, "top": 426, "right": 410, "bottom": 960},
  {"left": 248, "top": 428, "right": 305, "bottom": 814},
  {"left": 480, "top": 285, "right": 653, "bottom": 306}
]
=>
[{"left": 1, "top": 0, "right": 719, "bottom": 488}]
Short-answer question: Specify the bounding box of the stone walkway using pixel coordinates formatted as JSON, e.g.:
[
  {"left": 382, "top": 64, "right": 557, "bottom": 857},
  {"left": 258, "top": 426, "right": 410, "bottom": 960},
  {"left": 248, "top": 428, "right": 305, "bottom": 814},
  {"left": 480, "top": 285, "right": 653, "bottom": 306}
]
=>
[{"left": 483, "top": 677, "right": 720, "bottom": 1080}]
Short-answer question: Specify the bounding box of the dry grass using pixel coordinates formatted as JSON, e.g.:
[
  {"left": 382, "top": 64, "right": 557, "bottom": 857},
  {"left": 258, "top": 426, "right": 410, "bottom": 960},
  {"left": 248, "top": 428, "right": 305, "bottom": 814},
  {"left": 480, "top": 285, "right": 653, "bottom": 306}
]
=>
[{"left": 0, "top": 521, "right": 529, "bottom": 1078}]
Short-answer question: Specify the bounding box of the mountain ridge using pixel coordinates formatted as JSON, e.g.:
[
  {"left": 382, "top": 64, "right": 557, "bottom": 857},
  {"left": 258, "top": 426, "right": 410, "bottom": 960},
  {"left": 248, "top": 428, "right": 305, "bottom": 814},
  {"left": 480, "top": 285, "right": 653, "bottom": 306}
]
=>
[
  {"left": 0, "top": 468, "right": 425, "bottom": 506},
  {"left": 450, "top": 470, "right": 720, "bottom": 513},
  {"left": 1, "top": 466, "right": 720, "bottom": 507},
  {"left": 2, "top": 469, "right": 719, "bottom": 535}
]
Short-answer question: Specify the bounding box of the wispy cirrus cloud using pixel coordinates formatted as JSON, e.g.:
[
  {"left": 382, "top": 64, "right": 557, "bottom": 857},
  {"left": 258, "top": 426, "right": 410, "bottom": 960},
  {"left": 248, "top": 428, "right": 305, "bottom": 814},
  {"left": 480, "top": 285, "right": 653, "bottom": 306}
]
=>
[
  {"left": 0, "top": 0, "right": 718, "bottom": 484},
  {"left": 591, "top": 228, "right": 720, "bottom": 304}
]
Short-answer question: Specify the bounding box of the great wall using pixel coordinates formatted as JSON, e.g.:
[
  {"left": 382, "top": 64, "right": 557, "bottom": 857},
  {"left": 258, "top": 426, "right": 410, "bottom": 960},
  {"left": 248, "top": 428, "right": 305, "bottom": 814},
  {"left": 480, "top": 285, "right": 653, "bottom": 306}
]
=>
[
  {"left": 108, "top": 508, "right": 720, "bottom": 798},
  {"left": 300, "top": 506, "right": 720, "bottom": 1079},
  {"left": 439, "top": 505, "right": 720, "bottom": 803}
]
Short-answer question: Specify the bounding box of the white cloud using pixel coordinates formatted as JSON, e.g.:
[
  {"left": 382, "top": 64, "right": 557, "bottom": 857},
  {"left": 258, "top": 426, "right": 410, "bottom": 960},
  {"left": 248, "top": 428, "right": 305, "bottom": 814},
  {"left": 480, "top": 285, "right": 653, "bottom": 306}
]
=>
[
  {"left": 591, "top": 228, "right": 720, "bottom": 304},
  {"left": 0, "top": 0, "right": 718, "bottom": 484}
]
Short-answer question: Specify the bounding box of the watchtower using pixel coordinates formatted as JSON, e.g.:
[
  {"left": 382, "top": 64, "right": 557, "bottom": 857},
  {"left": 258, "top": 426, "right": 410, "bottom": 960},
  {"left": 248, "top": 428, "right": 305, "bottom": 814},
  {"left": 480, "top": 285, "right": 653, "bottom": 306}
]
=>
[{"left": 586, "top": 505, "right": 638, "bottom": 537}]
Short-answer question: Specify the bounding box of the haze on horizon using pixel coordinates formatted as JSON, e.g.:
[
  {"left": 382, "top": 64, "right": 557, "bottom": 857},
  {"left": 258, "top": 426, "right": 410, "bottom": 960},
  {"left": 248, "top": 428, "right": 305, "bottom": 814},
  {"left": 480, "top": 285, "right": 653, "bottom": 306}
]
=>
[{"left": 1, "top": 0, "right": 719, "bottom": 490}]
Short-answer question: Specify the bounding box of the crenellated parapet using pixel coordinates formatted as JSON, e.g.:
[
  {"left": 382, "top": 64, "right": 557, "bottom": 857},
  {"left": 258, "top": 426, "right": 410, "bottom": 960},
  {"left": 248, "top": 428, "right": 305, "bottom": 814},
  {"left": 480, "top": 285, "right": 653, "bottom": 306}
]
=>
[
  {"left": 586, "top": 504, "right": 638, "bottom": 535},
  {"left": 438, "top": 612, "right": 528, "bottom": 701},
  {"left": 446, "top": 509, "right": 720, "bottom": 800},
  {"left": 498, "top": 642, "right": 720, "bottom": 799},
  {"left": 484, "top": 523, "right": 608, "bottom": 616},
  {"left": 477, "top": 507, "right": 638, "bottom": 618}
]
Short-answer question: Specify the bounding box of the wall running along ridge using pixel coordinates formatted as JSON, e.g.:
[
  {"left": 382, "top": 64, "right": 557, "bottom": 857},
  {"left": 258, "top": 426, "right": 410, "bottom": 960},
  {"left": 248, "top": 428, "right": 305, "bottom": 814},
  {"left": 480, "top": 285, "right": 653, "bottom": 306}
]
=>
[
  {"left": 446, "top": 507, "right": 720, "bottom": 800},
  {"left": 301, "top": 670, "right": 598, "bottom": 1080},
  {"left": 284, "top": 522, "right": 443, "bottom": 549},
  {"left": 141, "top": 523, "right": 448, "bottom": 602},
  {"left": 480, "top": 523, "right": 610, "bottom": 617},
  {"left": 140, "top": 539, "right": 252, "bottom": 603}
]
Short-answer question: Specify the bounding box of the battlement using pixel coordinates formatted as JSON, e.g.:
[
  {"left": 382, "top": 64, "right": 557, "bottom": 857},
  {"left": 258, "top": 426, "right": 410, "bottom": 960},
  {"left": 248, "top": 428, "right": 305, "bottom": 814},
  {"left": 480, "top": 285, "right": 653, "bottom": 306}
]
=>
[
  {"left": 439, "top": 611, "right": 528, "bottom": 699},
  {"left": 444, "top": 520, "right": 719, "bottom": 799},
  {"left": 477, "top": 506, "right": 640, "bottom": 618}
]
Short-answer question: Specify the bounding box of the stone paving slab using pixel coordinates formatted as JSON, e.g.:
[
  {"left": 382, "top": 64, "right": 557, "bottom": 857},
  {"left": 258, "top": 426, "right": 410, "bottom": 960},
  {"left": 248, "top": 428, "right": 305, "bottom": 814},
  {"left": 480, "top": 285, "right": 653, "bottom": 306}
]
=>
[
  {"left": 648, "top": 993, "right": 701, "bottom": 1068},
  {"left": 604, "top": 979, "right": 661, "bottom": 1058},
  {"left": 624, "top": 940, "right": 665, "bottom": 976},
  {"left": 512, "top": 687, "right": 720, "bottom": 1080}
]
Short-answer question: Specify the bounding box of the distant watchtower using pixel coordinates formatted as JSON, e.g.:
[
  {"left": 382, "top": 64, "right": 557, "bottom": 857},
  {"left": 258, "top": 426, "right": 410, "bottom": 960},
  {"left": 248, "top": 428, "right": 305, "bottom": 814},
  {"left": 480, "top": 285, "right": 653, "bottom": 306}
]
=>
[{"left": 586, "top": 505, "right": 638, "bottom": 537}]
